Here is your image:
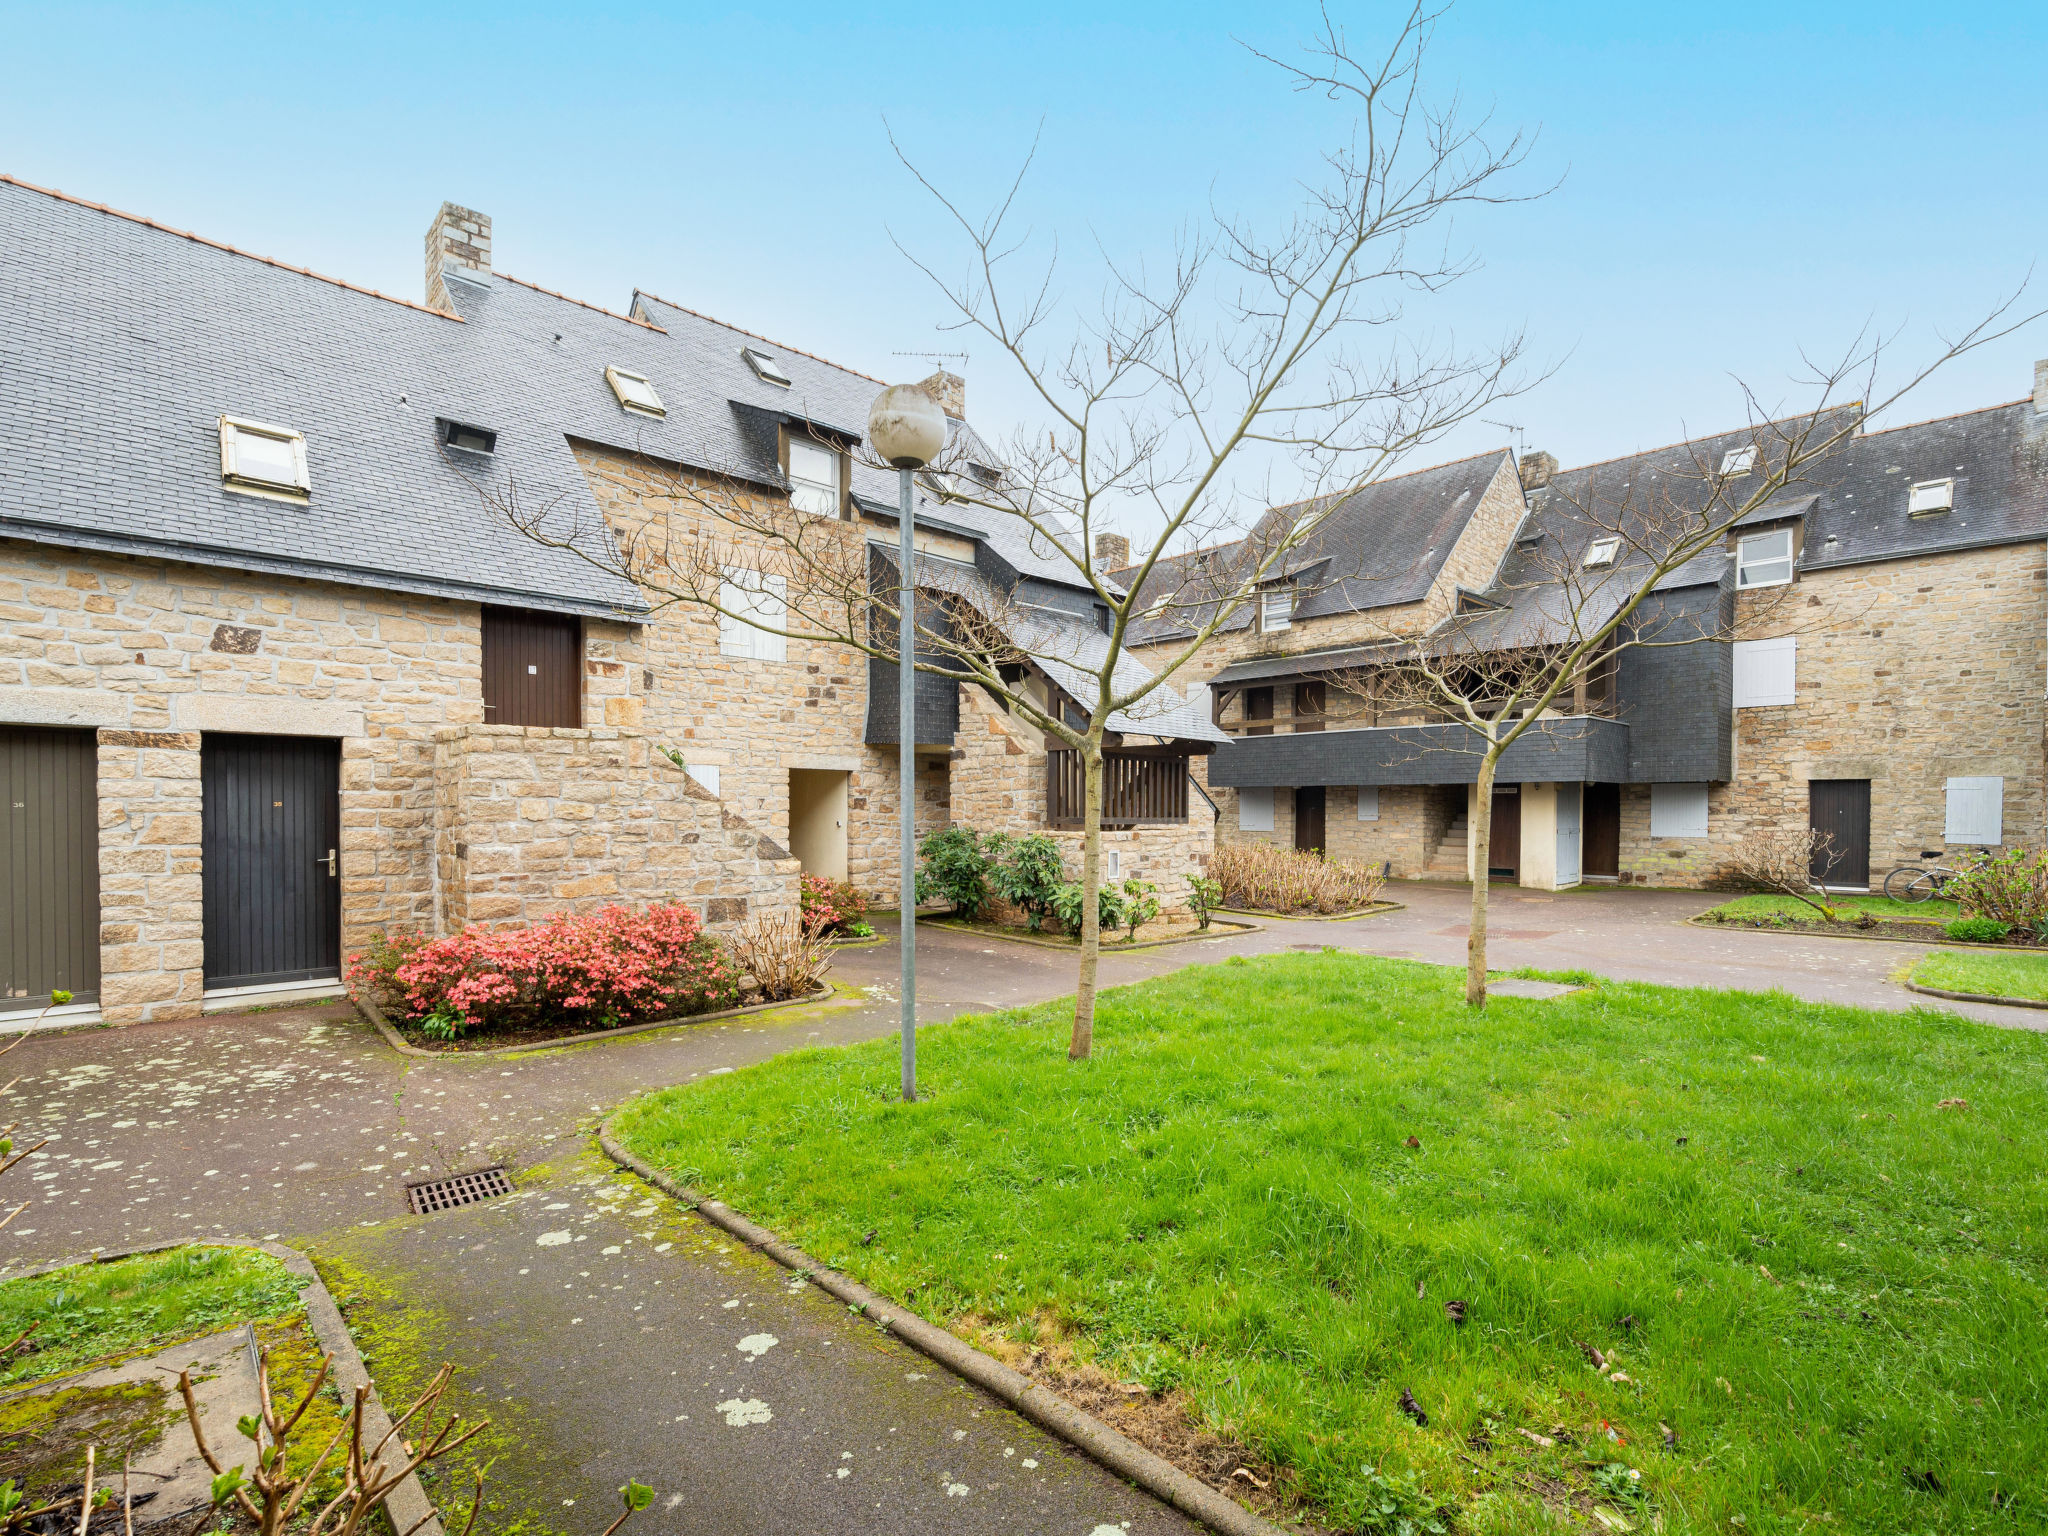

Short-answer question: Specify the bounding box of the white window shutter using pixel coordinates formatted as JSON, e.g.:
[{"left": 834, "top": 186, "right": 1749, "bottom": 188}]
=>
[
  {"left": 1650, "top": 783, "right": 1709, "bottom": 838},
  {"left": 1732, "top": 636, "right": 1796, "bottom": 707},
  {"left": 1356, "top": 786, "right": 1379, "bottom": 821},
  {"left": 1239, "top": 787, "right": 1275, "bottom": 832},
  {"left": 717, "top": 578, "right": 750, "bottom": 658},
  {"left": 718, "top": 570, "right": 786, "bottom": 661},
  {"left": 1945, "top": 776, "right": 2003, "bottom": 844}
]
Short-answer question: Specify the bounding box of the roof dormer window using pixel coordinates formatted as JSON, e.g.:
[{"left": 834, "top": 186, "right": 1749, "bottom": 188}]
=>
[
  {"left": 787, "top": 436, "right": 841, "bottom": 517},
  {"left": 742, "top": 347, "right": 792, "bottom": 387},
  {"left": 604, "top": 365, "right": 666, "bottom": 417},
  {"left": 218, "top": 416, "right": 309, "bottom": 498},
  {"left": 1720, "top": 445, "right": 1757, "bottom": 475},
  {"left": 1260, "top": 585, "right": 1294, "bottom": 633},
  {"left": 1907, "top": 477, "right": 1954, "bottom": 516},
  {"left": 1583, "top": 537, "right": 1620, "bottom": 568}
]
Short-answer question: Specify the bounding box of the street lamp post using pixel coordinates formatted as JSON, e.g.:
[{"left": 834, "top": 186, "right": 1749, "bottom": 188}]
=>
[{"left": 865, "top": 383, "right": 948, "bottom": 1102}]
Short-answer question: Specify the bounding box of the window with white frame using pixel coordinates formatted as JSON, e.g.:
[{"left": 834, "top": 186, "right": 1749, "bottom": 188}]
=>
[
  {"left": 1945, "top": 776, "right": 2003, "bottom": 844},
  {"left": 1908, "top": 478, "right": 1955, "bottom": 516},
  {"left": 1649, "top": 782, "right": 1709, "bottom": 838},
  {"left": 1732, "top": 635, "right": 1797, "bottom": 707},
  {"left": 1720, "top": 445, "right": 1757, "bottom": 475},
  {"left": 741, "top": 347, "right": 792, "bottom": 387},
  {"left": 1260, "top": 586, "right": 1294, "bottom": 633},
  {"left": 1355, "top": 785, "right": 1380, "bottom": 821},
  {"left": 604, "top": 365, "right": 666, "bottom": 417},
  {"left": 1105, "top": 849, "right": 1121, "bottom": 878},
  {"left": 1583, "top": 537, "right": 1620, "bottom": 568},
  {"left": 718, "top": 570, "right": 787, "bottom": 661},
  {"left": 1238, "top": 787, "right": 1275, "bottom": 832},
  {"left": 218, "top": 416, "right": 309, "bottom": 497},
  {"left": 1736, "top": 527, "right": 1795, "bottom": 588},
  {"left": 787, "top": 437, "right": 841, "bottom": 517}
]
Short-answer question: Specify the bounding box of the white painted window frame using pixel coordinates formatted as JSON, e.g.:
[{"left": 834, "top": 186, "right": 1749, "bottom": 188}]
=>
[
  {"left": 604, "top": 365, "right": 666, "bottom": 417},
  {"left": 1736, "top": 527, "right": 1794, "bottom": 588},
  {"left": 219, "top": 415, "right": 310, "bottom": 497},
  {"left": 1260, "top": 587, "right": 1294, "bottom": 633},
  {"left": 786, "top": 436, "right": 841, "bottom": 517}
]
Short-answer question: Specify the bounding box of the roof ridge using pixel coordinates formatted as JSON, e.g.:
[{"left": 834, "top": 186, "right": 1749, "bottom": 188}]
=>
[
  {"left": 1856, "top": 396, "right": 2030, "bottom": 442},
  {"left": 1555, "top": 406, "right": 1863, "bottom": 479},
  {"left": 0, "top": 171, "right": 462, "bottom": 322},
  {"left": 630, "top": 289, "right": 885, "bottom": 384},
  {"left": 1260, "top": 446, "right": 1514, "bottom": 517},
  {"left": 494, "top": 271, "right": 666, "bottom": 333}
]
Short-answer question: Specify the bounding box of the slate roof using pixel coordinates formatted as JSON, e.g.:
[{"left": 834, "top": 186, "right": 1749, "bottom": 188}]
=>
[{"left": 0, "top": 175, "right": 644, "bottom": 619}]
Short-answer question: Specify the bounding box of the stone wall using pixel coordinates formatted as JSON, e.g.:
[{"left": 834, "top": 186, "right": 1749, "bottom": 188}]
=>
[
  {"left": 1216, "top": 781, "right": 1445, "bottom": 877},
  {"left": 434, "top": 725, "right": 798, "bottom": 931},
  {"left": 94, "top": 729, "right": 204, "bottom": 1024}
]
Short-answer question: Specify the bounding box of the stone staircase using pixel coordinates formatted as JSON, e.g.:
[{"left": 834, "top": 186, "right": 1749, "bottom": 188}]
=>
[{"left": 1422, "top": 811, "right": 1470, "bottom": 880}]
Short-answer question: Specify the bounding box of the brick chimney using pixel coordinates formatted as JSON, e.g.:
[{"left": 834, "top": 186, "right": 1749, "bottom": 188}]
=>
[
  {"left": 425, "top": 203, "right": 492, "bottom": 314},
  {"left": 1518, "top": 450, "right": 1558, "bottom": 491},
  {"left": 1094, "top": 533, "right": 1131, "bottom": 571},
  {"left": 918, "top": 369, "right": 966, "bottom": 421},
  {"left": 2034, "top": 358, "right": 2048, "bottom": 414}
]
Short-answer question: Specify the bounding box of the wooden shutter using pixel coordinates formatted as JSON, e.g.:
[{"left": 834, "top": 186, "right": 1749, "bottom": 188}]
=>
[{"left": 482, "top": 608, "right": 582, "bottom": 728}]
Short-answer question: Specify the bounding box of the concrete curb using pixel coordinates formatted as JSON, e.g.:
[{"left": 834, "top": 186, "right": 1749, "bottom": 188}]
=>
[
  {"left": 596, "top": 1123, "right": 1287, "bottom": 1536},
  {"left": 1902, "top": 980, "right": 2048, "bottom": 1010},
  {"left": 1214, "top": 900, "right": 1405, "bottom": 924},
  {"left": 2, "top": 1238, "right": 442, "bottom": 1536},
  {"left": 925, "top": 918, "right": 1262, "bottom": 952},
  {"left": 1683, "top": 914, "right": 2048, "bottom": 952},
  {"left": 351, "top": 980, "right": 836, "bottom": 1059}
]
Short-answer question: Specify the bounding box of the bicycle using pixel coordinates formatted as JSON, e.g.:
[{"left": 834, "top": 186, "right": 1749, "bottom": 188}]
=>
[{"left": 1882, "top": 863, "right": 1959, "bottom": 902}]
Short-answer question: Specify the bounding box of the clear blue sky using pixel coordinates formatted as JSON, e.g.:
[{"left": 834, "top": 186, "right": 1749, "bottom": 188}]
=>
[{"left": 6, "top": 2, "right": 2044, "bottom": 505}]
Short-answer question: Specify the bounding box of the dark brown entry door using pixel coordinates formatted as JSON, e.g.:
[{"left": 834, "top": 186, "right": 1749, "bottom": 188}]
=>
[
  {"left": 1489, "top": 788, "right": 1521, "bottom": 878},
  {"left": 1242, "top": 686, "right": 1274, "bottom": 737},
  {"left": 2, "top": 726, "right": 100, "bottom": 1010},
  {"left": 1809, "top": 779, "right": 1871, "bottom": 888},
  {"left": 1583, "top": 783, "right": 1621, "bottom": 878},
  {"left": 1294, "top": 786, "right": 1326, "bottom": 855},
  {"left": 483, "top": 607, "right": 582, "bottom": 727},
  {"left": 202, "top": 735, "right": 341, "bottom": 989}
]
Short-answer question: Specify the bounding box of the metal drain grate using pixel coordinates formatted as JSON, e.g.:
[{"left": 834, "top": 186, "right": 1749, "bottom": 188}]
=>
[{"left": 407, "top": 1166, "right": 512, "bottom": 1215}]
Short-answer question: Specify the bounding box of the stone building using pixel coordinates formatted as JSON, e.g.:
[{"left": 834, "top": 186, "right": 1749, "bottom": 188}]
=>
[
  {"left": 1121, "top": 377, "right": 2048, "bottom": 891},
  {"left": 0, "top": 178, "right": 1220, "bottom": 1026}
]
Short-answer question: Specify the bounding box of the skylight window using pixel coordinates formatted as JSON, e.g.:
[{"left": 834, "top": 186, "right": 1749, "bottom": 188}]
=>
[
  {"left": 604, "top": 365, "right": 666, "bottom": 417},
  {"left": 742, "top": 347, "right": 792, "bottom": 387},
  {"left": 1583, "top": 537, "right": 1621, "bottom": 568},
  {"left": 440, "top": 419, "right": 497, "bottom": 454},
  {"left": 1720, "top": 445, "right": 1758, "bottom": 475},
  {"left": 218, "top": 416, "right": 309, "bottom": 497},
  {"left": 1907, "top": 477, "right": 1955, "bottom": 516},
  {"left": 787, "top": 436, "right": 841, "bottom": 517}
]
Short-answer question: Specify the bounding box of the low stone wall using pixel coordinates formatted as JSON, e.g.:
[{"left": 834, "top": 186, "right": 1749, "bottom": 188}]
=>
[{"left": 433, "top": 725, "right": 799, "bottom": 933}]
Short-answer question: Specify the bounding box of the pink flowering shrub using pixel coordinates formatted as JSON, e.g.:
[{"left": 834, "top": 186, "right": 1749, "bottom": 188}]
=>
[
  {"left": 348, "top": 903, "right": 737, "bottom": 1038},
  {"left": 799, "top": 874, "right": 870, "bottom": 933}
]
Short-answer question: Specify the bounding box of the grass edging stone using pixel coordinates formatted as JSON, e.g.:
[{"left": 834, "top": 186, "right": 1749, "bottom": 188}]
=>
[
  {"left": 927, "top": 917, "right": 1261, "bottom": 952},
  {"left": 595, "top": 1118, "right": 1283, "bottom": 1536},
  {"left": 1682, "top": 915, "right": 2042, "bottom": 950},
  {"left": 1213, "top": 900, "right": 1404, "bottom": 924},
  {"left": 1903, "top": 980, "right": 2048, "bottom": 1010},
  {"left": 352, "top": 980, "right": 835, "bottom": 1058},
  {"left": 6, "top": 1239, "right": 442, "bottom": 1536}
]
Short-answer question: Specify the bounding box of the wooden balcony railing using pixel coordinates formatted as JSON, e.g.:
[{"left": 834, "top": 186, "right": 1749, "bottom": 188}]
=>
[{"left": 1047, "top": 749, "right": 1190, "bottom": 829}]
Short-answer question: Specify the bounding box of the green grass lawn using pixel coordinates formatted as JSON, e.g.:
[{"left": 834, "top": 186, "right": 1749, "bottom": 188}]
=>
[
  {"left": 0, "top": 1244, "right": 303, "bottom": 1388},
  {"left": 1912, "top": 948, "right": 2048, "bottom": 1002},
  {"left": 1702, "top": 892, "right": 1958, "bottom": 925},
  {"left": 616, "top": 954, "right": 2046, "bottom": 1535}
]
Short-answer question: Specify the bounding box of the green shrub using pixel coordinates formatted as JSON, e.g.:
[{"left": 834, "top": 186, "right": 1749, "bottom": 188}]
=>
[
  {"left": 989, "top": 833, "right": 1065, "bottom": 931},
  {"left": 1051, "top": 879, "right": 1126, "bottom": 935},
  {"left": 1119, "top": 878, "right": 1160, "bottom": 942},
  {"left": 1947, "top": 847, "right": 2048, "bottom": 928},
  {"left": 1187, "top": 874, "right": 1222, "bottom": 930},
  {"left": 1945, "top": 916, "right": 2012, "bottom": 944},
  {"left": 915, "top": 825, "right": 996, "bottom": 918}
]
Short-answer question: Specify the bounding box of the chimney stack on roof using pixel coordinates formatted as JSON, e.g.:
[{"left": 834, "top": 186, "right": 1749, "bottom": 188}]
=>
[
  {"left": 2034, "top": 358, "right": 2048, "bottom": 415},
  {"left": 1518, "top": 450, "right": 1558, "bottom": 491},
  {"left": 425, "top": 203, "right": 492, "bottom": 314},
  {"left": 918, "top": 369, "right": 966, "bottom": 421},
  {"left": 1094, "top": 533, "right": 1131, "bottom": 571}
]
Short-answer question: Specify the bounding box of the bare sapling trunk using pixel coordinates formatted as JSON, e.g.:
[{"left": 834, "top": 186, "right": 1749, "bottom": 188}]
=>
[
  {"left": 1072, "top": 738, "right": 1105, "bottom": 1059},
  {"left": 1467, "top": 748, "right": 1499, "bottom": 1007}
]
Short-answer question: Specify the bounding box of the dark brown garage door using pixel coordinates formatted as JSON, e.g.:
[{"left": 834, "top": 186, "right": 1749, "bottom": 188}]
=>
[
  {"left": 202, "top": 735, "right": 341, "bottom": 990},
  {"left": 1294, "top": 786, "right": 1326, "bottom": 855},
  {"left": 2, "top": 726, "right": 100, "bottom": 1011},
  {"left": 1809, "top": 779, "right": 1871, "bottom": 888},
  {"left": 1583, "top": 783, "right": 1621, "bottom": 878},
  {"left": 483, "top": 607, "right": 582, "bottom": 727},
  {"left": 1489, "top": 788, "right": 1521, "bottom": 878}
]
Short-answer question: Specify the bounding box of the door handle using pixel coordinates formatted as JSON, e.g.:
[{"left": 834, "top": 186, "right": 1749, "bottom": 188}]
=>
[{"left": 319, "top": 848, "right": 336, "bottom": 876}]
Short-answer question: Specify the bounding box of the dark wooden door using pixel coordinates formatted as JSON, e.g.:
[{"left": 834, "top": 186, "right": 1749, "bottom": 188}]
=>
[
  {"left": 1294, "top": 786, "right": 1326, "bottom": 855},
  {"left": 1583, "top": 782, "right": 1621, "bottom": 877},
  {"left": 202, "top": 735, "right": 341, "bottom": 989},
  {"left": 1488, "top": 788, "right": 1521, "bottom": 877},
  {"left": 2, "top": 727, "right": 100, "bottom": 1011},
  {"left": 1294, "top": 680, "right": 1326, "bottom": 732},
  {"left": 483, "top": 607, "right": 582, "bottom": 728},
  {"left": 1809, "top": 779, "right": 1871, "bottom": 888}
]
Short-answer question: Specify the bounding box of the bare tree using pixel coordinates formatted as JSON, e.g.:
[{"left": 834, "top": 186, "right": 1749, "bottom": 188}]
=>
[
  {"left": 1334, "top": 321, "right": 2037, "bottom": 1006},
  {"left": 1726, "top": 825, "right": 1844, "bottom": 922},
  {"left": 498, "top": 4, "right": 1543, "bottom": 1058}
]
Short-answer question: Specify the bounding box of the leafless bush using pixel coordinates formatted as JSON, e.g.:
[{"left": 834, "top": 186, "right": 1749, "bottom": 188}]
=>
[
  {"left": 1726, "top": 826, "right": 1842, "bottom": 920},
  {"left": 1211, "top": 843, "right": 1386, "bottom": 915},
  {"left": 727, "top": 912, "right": 833, "bottom": 1001}
]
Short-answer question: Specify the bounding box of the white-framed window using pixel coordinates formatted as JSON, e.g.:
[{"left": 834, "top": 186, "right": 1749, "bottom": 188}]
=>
[
  {"left": 741, "top": 346, "right": 792, "bottom": 387},
  {"left": 1238, "top": 787, "right": 1275, "bottom": 832},
  {"left": 218, "top": 416, "right": 309, "bottom": 497},
  {"left": 604, "top": 365, "right": 666, "bottom": 417},
  {"left": 1732, "top": 635, "right": 1797, "bottom": 707},
  {"left": 718, "top": 569, "right": 787, "bottom": 661},
  {"left": 1945, "top": 776, "right": 2004, "bottom": 845},
  {"left": 1736, "top": 527, "right": 1795, "bottom": 588},
  {"left": 1908, "top": 478, "right": 1955, "bottom": 516},
  {"left": 1260, "top": 587, "right": 1293, "bottom": 633},
  {"left": 1583, "top": 537, "right": 1620, "bottom": 568},
  {"left": 1105, "top": 848, "right": 1121, "bottom": 878},
  {"left": 787, "top": 437, "right": 841, "bottom": 517},
  {"left": 1649, "top": 782, "right": 1709, "bottom": 838},
  {"left": 1356, "top": 785, "right": 1380, "bottom": 822},
  {"left": 1720, "top": 445, "right": 1757, "bottom": 476}
]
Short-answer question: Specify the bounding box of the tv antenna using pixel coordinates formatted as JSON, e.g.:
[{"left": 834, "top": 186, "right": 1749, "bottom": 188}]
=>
[
  {"left": 1483, "top": 418, "right": 1528, "bottom": 455},
  {"left": 892, "top": 350, "right": 970, "bottom": 369}
]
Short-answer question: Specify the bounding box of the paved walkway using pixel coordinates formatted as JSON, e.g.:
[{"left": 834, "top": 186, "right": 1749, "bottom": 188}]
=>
[{"left": 0, "top": 882, "right": 2032, "bottom": 1534}]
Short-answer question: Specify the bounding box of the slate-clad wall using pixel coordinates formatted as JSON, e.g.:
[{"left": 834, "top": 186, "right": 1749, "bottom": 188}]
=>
[
  {"left": 1209, "top": 716, "right": 1630, "bottom": 787},
  {"left": 1617, "top": 583, "right": 1733, "bottom": 784}
]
